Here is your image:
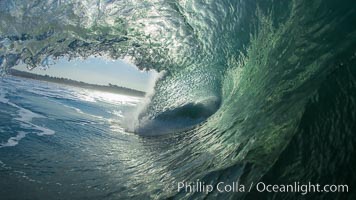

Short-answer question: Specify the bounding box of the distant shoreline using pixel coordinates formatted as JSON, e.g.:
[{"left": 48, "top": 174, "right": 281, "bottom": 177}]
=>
[{"left": 9, "top": 69, "right": 146, "bottom": 97}]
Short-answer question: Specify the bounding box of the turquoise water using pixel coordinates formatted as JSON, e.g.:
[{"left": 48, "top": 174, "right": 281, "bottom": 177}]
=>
[
  {"left": 0, "top": 77, "right": 150, "bottom": 199},
  {"left": 1, "top": 0, "right": 356, "bottom": 199}
]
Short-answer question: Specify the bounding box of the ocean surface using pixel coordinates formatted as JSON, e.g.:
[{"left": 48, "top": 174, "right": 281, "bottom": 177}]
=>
[
  {"left": 1, "top": 0, "right": 356, "bottom": 199},
  {"left": 0, "top": 76, "right": 149, "bottom": 199}
]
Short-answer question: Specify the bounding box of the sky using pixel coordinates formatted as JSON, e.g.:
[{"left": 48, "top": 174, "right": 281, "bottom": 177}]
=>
[{"left": 14, "top": 57, "right": 158, "bottom": 92}]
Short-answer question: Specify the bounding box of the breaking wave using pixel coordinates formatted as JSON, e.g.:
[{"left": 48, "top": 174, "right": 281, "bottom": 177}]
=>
[{"left": 1, "top": 0, "right": 356, "bottom": 199}]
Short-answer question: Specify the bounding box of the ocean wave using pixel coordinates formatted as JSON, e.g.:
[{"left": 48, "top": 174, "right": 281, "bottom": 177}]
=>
[{"left": 0, "top": 0, "right": 356, "bottom": 199}]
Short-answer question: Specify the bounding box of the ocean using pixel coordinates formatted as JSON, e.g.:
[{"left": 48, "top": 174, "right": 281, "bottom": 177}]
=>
[
  {"left": 0, "top": 76, "right": 151, "bottom": 199},
  {"left": 1, "top": 0, "right": 356, "bottom": 199}
]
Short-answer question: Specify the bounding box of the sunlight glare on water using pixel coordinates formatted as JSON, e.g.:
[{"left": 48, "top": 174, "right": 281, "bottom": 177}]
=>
[
  {"left": 74, "top": 89, "right": 142, "bottom": 105},
  {"left": 89, "top": 91, "right": 141, "bottom": 105}
]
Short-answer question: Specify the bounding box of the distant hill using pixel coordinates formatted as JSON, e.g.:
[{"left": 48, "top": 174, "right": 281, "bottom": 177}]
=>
[{"left": 9, "top": 69, "right": 146, "bottom": 97}]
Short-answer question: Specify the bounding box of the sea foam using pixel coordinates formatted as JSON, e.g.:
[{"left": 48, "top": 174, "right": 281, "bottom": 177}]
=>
[{"left": 0, "top": 89, "right": 55, "bottom": 148}]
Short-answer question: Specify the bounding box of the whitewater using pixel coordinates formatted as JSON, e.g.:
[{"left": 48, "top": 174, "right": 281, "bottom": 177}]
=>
[{"left": 1, "top": 0, "right": 356, "bottom": 199}]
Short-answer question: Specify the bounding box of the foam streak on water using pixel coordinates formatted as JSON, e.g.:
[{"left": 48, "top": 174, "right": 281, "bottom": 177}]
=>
[{"left": 0, "top": 88, "right": 54, "bottom": 148}]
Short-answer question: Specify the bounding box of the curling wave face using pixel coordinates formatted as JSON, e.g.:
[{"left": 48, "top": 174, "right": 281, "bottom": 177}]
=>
[{"left": 1, "top": 0, "right": 356, "bottom": 199}]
